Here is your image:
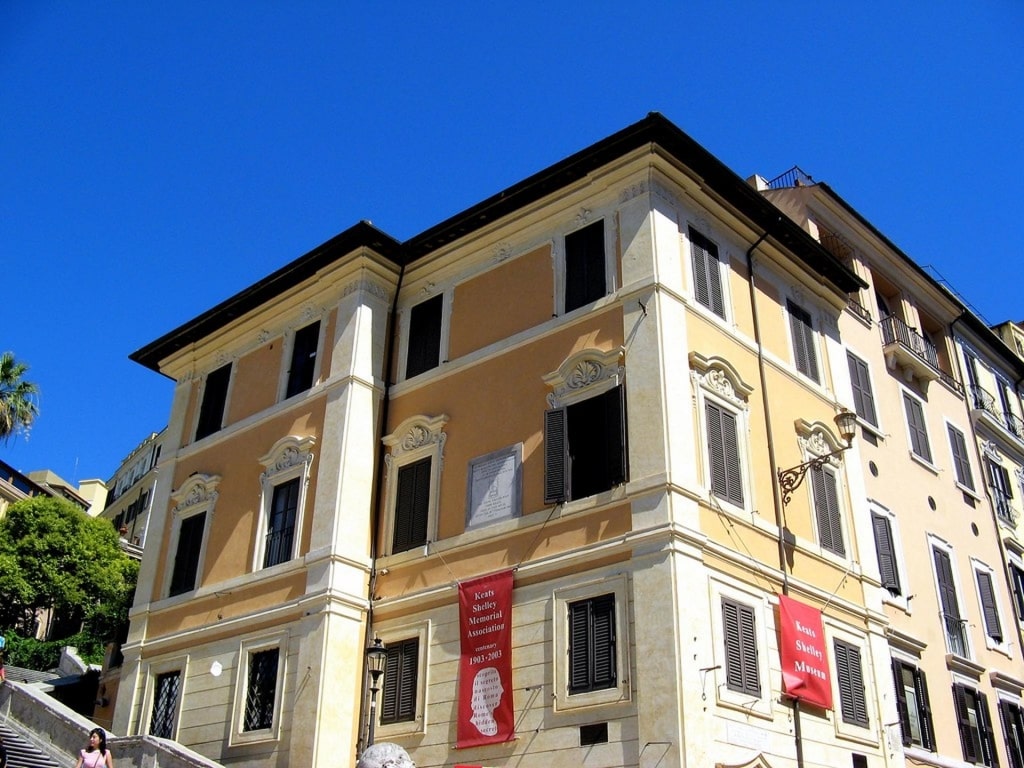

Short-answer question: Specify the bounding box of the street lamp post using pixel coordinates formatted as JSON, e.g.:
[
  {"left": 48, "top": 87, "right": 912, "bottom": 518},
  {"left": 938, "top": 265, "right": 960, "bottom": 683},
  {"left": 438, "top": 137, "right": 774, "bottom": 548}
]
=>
[
  {"left": 365, "top": 637, "right": 387, "bottom": 749},
  {"left": 777, "top": 409, "right": 858, "bottom": 506}
]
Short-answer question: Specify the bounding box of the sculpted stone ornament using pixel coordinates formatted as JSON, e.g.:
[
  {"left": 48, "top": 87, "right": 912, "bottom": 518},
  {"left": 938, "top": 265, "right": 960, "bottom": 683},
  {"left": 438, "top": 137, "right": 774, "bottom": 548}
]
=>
[{"left": 356, "top": 743, "right": 416, "bottom": 768}]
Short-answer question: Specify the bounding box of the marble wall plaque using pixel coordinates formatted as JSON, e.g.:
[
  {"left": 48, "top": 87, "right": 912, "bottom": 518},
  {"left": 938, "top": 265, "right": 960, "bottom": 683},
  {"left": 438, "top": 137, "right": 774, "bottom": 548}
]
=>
[{"left": 466, "top": 445, "right": 521, "bottom": 529}]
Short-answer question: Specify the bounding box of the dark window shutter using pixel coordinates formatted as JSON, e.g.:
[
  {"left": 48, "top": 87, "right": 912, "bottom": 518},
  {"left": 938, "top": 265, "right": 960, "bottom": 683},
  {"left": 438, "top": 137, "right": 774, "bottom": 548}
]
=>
[
  {"left": 847, "top": 353, "right": 878, "bottom": 426},
  {"left": 381, "top": 638, "right": 419, "bottom": 724},
  {"left": 811, "top": 466, "right": 845, "bottom": 557},
  {"left": 690, "top": 228, "right": 724, "bottom": 318},
  {"left": 1000, "top": 701, "right": 1024, "bottom": 768},
  {"left": 564, "top": 220, "right": 606, "bottom": 313},
  {"left": 406, "top": 294, "right": 443, "bottom": 378},
  {"left": 568, "top": 594, "right": 616, "bottom": 694},
  {"left": 590, "top": 595, "right": 616, "bottom": 689},
  {"left": 979, "top": 691, "right": 1000, "bottom": 768},
  {"left": 976, "top": 570, "right": 1003, "bottom": 643},
  {"left": 904, "top": 394, "right": 932, "bottom": 462},
  {"left": 544, "top": 407, "right": 569, "bottom": 504},
  {"left": 603, "top": 385, "right": 627, "bottom": 489},
  {"left": 872, "top": 513, "right": 901, "bottom": 595},
  {"left": 1010, "top": 564, "right": 1024, "bottom": 619},
  {"left": 892, "top": 659, "right": 913, "bottom": 746},
  {"left": 169, "top": 511, "right": 206, "bottom": 597},
  {"left": 196, "top": 363, "right": 231, "bottom": 440},
  {"left": 834, "top": 640, "right": 868, "bottom": 727},
  {"left": 915, "top": 666, "right": 936, "bottom": 751},
  {"left": 934, "top": 548, "right": 962, "bottom": 621},
  {"left": 948, "top": 425, "right": 976, "bottom": 490},
  {"left": 706, "top": 402, "right": 743, "bottom": 506},
  {"left": 392, "top": 457, "right": 431, "bottom": 553},
  {"left": 285, "top": 320, "right": 320, "bottom": 398},
  {"left": 722, "top": 598, "right": 759, "bottom": 696},
  {"left": 788, "top": 301, "right": 820, "bottom": 382}
]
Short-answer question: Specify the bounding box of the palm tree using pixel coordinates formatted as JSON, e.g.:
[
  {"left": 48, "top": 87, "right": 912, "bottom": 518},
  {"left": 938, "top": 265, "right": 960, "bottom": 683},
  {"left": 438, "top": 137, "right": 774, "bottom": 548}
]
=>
[{"left": 0, "top": 352, "right": 39, "bottom": 442}]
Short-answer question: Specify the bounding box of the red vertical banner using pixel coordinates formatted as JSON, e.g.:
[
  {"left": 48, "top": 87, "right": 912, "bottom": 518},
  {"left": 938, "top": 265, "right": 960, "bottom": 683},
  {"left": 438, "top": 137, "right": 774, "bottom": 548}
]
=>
[
  {"left": 778, "top": 594, "right": 832, "bottom": 709},
  {"left": 457, "top": 570, "right": 515, "bottom": 748}
]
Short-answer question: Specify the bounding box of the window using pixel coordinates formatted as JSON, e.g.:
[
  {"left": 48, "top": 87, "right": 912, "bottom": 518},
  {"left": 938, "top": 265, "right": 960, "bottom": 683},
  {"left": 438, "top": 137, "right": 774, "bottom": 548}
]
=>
[
  {"left": 568, "top": 594, "right": 616, "bottom": 695},
  {"left": 257, "top": 435, "right": 314, "bottom": 570},
  {"left": 705, "top": 401, "right": 743, "bottom": 507},
  {"left": 383, "top": 415, "right": 446, "bottom": 556},
  {"left": 166, "top": 474, "right": 218, "bottom": 598},
  {"left": 999, "top": 699, "right": 1024, "bottom": 768},
  {"left": 392, "top": 457, "right": 431, "bottom": 552},
  {"left": 949, "top": 424, "right": 976, "bottom": 491},
  {"left": 833, "top": 639, "right": 869, "bottom": 727},
  {"left": 975, "top": 566, "right": 1004, "bottom": 644},
  {"left": 263, "top": 478, "right": 299, "bottom": 568},
  {"left": 934, "top": 545, "right": 968, "bottom": 657},
  {"left": 169, "top": 511, "right": 206, "bottom": 597},
  {"left": 721, "top": 597, "right": 759, "bottom": 696},
  {"left": 953, "top": 683, "right": 999, "bottom": 766},
  {"left": 284, "top": 320, "right": 320, "bottom": 399},
  {"left": 406, "top": 295, "right": 444, "bottom": 379},
  {"left": 195, "top": 363, "right": 232, "bottom": 440},
  {"left": 904, "top": 392, "right": 932, "bottom": 463},
  {"left": 564, "top": 220, "right": 606, "bottom": 313},
  {"left": 987, "top": 459, "right": 1014, "bottom": 524},
  {"left": 243, "top": 648, "right": 279, "bottom": 732},
  {"left": 381, "top": 638, "right": 419, "bottom": 724},
  {"left": 689, "top": 227, "right": 725, "bottom": 318},
  {"left": 788, "top": 300, "right": 820, "bottom": 383},
  {"left": 811, "top": 465, "right": 845, "bottom": 557},
  {"left": 871, "top": 512, "right": 901, "bottom": 596},
  {"left": 149, "top": 670, "right": 181, "bottom": 739},
  {"left": 1009, "top": 561, "right": 1024, "bottom": 620},
  {"left": 544, "top": 385, "right": 627, "bottom": 504},
  {"left": 892, "top": 659, "right": 935, "bottom": 750},
  {"left": 847, "top": 353, "right": 878, "bottom": 426}
]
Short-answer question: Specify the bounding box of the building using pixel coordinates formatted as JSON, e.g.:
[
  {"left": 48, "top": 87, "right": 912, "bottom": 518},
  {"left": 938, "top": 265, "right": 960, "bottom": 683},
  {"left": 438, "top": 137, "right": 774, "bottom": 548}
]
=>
[
  {"left": 113, "top": 114, "right": 1024, "bottom": 768},
  {"left": 100, "top": 428, "right": 166, "bottom": 550},
  {"left": 761, "top": 169, "right": 1024, "bottom": 768}
]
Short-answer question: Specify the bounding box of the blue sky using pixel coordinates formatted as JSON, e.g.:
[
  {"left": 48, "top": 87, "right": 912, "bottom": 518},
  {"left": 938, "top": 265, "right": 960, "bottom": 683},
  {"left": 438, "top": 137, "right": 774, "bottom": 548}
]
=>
[{"left": 2, "top": 2, "right": 1022, "bottom": 486}]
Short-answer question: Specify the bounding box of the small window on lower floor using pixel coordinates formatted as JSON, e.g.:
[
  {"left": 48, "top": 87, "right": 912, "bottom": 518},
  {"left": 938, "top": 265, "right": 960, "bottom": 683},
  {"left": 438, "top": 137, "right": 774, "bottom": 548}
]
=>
[
  {"left": 953, "top": 683, "right": 999, "bottom": 766},
  {"left": 568, "top": 594, "right": 616, "bottom": 695},
  {"left": 381, "top": 638, "right": 419, "bottom": 724},
  {"left": 721, "top": 597, "right": 759, "bottom": 697},
  {"left": 149, "top": 670, "right": 182, "bottom": 739},
  {"left": 243, "top": 648, "right": 280, "bottom": 732},
  {"left": 892, "top": 658, "right": 935, "bottom": 750},
  {"left": 999, "top": 699, "right": 1024, "bottom": 768},
  {"left": 833, "top": 639, "right": 868, "bottom": 727}
]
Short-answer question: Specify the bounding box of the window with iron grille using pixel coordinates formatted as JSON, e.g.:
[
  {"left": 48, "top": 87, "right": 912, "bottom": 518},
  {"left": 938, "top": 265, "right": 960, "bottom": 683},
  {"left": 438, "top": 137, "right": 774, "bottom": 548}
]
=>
[
  {"left": 195, "top": 363, "right": 231, "bottom": 440},
  {"left": 787, "top": 300, "right": 820, "bottom": 383},
  {"left": 847, "top": 352, "right": 877, "bottom": 426},
  {"left": 169, "top": 511, "right": 206, "bottom": 597},
  {"left": 381, "top": 638, "right": 419, "bottom": 724},
  {"left": 871, "top": 513, "right": 901, "bottom": 596},
  {"left": 949, "top": 424, "right": 976, "bottom": 491},
  {"left": 568, "top": 594, "right": 616, "bottom": 695},
  {"left": 811, "top": 465, "right": 845, "bottom": 557},
  {"left": 284, "top": 320, "right": 320, "bottom": 399},
  {"left": 892, "top": 659, "right": 934, "bottom": 750},
  {"left": 544, "top": 385, "right": 627, "bottom": 504},
  {"left": 564, "top": 220, "right": 606, "bottom": 313},
  {"left": 705, "top": 401, "right": 744, "bottom": 507},
  {"left": 689, "top": 227, "right": 725, "bottom": 318},
  {"left": 721, "top": 597, "right": 759, "bottom": 696},
  {"left": 406, "top": 295, "right": 444, "bottom": 379},
  {"left": 149, "top": 670, "right": 181, "bottom": 739},
  {"left": 904, "top": 393, "right": 932, "bottom": 463},
  {"left": 953, "top": 683, "right": 998, "bottom": 766},
  {"left": 392, "top": 457, "right": 432, "bottom": 553},
  {"left": 975, "top": 568, "right": 1004, "bottom": 644},
  {"left": 999, "top": 699, "right": 1024, "bottom": 768},
  {"left": 263, "top": 478, "right": 299, "bottom": 568},
  {"left": 243, "top": 648, "right": 279, "bottom": 732},
  {"left": 833, "top": 639, "right": 869, "bottom": 727}
]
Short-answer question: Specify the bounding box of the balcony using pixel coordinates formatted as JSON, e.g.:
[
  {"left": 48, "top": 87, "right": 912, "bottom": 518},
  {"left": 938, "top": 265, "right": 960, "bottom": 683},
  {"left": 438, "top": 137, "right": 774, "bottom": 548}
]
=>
[
  {"left": 992, "top": 488, "right": 1016, "bottom": 527},
  {"left": 970, "top": 384, "right": 1024, "bottom": 443},
  {"left": 943, "top": 613, "right": 969, "bottom": 657},
  {"left": 880, "top": 315, "right": 941, "bottom": 384},
  {"left": 846, "top": 295, "right": 872, "bottom": 325}
]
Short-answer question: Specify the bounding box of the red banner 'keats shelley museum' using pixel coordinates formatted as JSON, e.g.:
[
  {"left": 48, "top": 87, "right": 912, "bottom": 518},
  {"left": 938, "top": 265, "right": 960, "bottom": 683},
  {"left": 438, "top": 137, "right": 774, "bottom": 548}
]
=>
[
  {"left": 457, "top": 570, "right": 515, "bottom": 748},
  {"left": 778, "top": 594, "right": 832, "bottom": 709}
]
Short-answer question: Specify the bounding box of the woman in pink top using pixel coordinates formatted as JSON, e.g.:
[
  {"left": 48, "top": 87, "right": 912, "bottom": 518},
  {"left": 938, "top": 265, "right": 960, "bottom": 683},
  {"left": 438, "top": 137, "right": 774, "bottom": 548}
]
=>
[{"left": 74, "top": 727, "right": 113, "bottom": 768}]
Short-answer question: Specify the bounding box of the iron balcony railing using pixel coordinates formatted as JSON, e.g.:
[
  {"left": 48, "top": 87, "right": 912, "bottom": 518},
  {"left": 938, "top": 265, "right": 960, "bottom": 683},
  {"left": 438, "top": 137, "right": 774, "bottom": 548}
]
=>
[
  {"left": 939, "top": 370, "right": 964, "bottom": 395},
  {"left": 943, "top": 613, "right": 969, "bottom": 657},
  {"left": 766, "top": 165, "right": 816, "bottom": 189},
  {"left": 993, "top": 489, "right": 1017, "bottom": 526},
  {"left": 971, "top": 384, "right": 1024, "bottom": 442},
  {"left": 846, "top": 296, "right": 872, "bottom": 324},
  {"left": 880, "top": 315, "right": 940, "bottom": 369},
  {"left": 263, "top": 526, "right": 295, "bottom": 569}
]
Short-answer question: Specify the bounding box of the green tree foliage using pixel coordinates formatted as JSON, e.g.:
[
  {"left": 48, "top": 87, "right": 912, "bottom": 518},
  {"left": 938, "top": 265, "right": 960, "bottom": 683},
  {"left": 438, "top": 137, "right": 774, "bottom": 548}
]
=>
[
  {"left": 0, "top": 496, "right": 138, "bottom": 663},
  {"left": 0, "top": 351, "right": 40, "bottom": 442}
]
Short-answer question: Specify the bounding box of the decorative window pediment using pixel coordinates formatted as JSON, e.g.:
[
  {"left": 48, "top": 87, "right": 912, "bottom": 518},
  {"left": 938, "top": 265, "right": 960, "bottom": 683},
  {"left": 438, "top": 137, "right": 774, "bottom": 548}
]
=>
[
  {"left": 689, "top": 352, "right": 753, "bottom": 406},
  {"left": 383, "top": 415, "right": 448, "bottom": 555},
  {"left": 171, "top": 474, "right": 221, "bottom": 518},
  {"left": 259, "top": 435, "right": 316, "bottom": 482},
  {"left": 544, "top": 348, "right": 623, "bottom": 408},
  {"left": 383, "top": 415, "right": 448, "bottom": 464},
  {"left": 794, "top": 418, "right": 846, "bottom": 468}
]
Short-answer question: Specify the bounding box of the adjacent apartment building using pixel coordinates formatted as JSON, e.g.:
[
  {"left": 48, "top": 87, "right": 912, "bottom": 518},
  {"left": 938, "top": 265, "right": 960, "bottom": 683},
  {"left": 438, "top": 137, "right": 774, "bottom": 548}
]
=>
[{"left": 112, "top": 114, "right": 1024, "bottom": 768}]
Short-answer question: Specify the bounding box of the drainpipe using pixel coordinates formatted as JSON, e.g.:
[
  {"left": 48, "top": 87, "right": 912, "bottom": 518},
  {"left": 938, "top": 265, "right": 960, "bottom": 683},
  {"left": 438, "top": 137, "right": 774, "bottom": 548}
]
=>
[
  {"left": 746, "top": 226, "right": 804, "bottom": 768},
  {"left": 357, "top": 258, "right": 406, "bottom": 756}
]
